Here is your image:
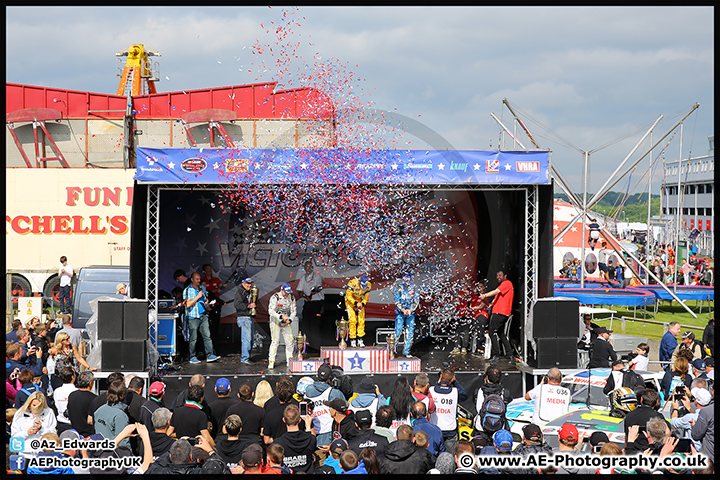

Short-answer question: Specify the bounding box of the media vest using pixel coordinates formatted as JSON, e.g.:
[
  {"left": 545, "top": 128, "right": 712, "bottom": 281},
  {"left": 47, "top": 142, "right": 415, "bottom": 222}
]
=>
[
  {"left": 429, "top": 387, "right": 459, "bottom": 432},
  {"left": 534, "top": 384, "right": 571, "bottom": 425},
  {"left": 306, "top": 386, "right": 333, "bottom": 435}
]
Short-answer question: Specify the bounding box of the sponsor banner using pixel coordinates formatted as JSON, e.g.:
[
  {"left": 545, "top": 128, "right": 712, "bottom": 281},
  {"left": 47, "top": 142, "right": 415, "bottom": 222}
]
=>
[{"left": 135, "top": 147, "right": 550, "bottom": 185}]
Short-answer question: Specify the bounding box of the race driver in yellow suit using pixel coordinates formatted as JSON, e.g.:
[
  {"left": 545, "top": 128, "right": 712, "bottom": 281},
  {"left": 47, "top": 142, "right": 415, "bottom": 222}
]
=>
[{"left": 345, "top": 274, "right": 371, "bottom": 347}]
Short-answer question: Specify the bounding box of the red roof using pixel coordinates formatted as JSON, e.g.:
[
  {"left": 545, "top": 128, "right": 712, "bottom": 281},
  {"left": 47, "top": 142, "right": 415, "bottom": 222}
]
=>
[{"left": 6, "top": 82, "right": 334, "bottom": 120}]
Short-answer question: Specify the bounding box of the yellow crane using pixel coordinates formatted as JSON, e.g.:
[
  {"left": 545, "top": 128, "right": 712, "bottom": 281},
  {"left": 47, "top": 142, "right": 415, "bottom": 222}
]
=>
[{"left": 116, "top": 44, "right": 160, "bottom": 96}]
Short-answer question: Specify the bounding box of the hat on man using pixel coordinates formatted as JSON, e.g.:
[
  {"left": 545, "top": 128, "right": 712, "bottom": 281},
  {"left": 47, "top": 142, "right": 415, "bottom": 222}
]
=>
[
  {"left": 690, "top": 387, "right": 713, "bottom": 406},
  {"left": 330, "top": 438, "right": 349, "bottom": 455},
  {"left": 59, "top": 428, "right": 81, "bottom": 444},
  {"left": 470, "top": 435, "right": 489, "bottom": 451},
  {"left": 493, "top": 429, "right": 513, "bottom": 451},
  {"left": 522, "top": 424, "right": 542, "bottom": 443},
  {"left": 116, "top": 283, "right": 127, "bottom": 294},
  {"left": 242, "top": 277, "right": 253, "bottom": 284},
  {"left": 149, "top": 381, "right": 166, "bottom": 396},
  {"left": 589, "top": 431, "right": 609, "bottom": 449},
  {"left": 703, "top": 357, "right": 714, "bottom": 367},
  {"left": 241, "top": 443, "right": 263, "bottom": 467},
  {"left": 595, "top": 327, "right": 612, "bottom": 335},
  {"left": 324, "top": 397, "right": 348, "bottom": 412},
  {"left": 355, "top": 409, "right": 372, "bottom": 426},
  {"left": 691, "top": 359, "right": 706, "bottom": 371},
  {"left": 612, "top": 359, "right": 625, "bottom": 367},
  {"left": 215, "top": 377, "right": 231, "bottom": 394},
  {"left": 317, "top": 362, "right": 332, "bottom": 382},
  {"left": 281, "top": 283, "right": 292, "bottom": 293},
  {"left": 356, "top": 378, "right": 375, "bottom": 394},
  {"left": 681, "top": 331, "right": 695, "bottom": 340},
  {"left": 558, "top": 423, "right": 579, "bottom": 442}
]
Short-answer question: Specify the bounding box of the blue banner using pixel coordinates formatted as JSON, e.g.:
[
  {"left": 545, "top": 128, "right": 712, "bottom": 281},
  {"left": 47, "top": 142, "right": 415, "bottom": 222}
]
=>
[{"left": 135, "top": 147, "right": 550, "bottom": 185}]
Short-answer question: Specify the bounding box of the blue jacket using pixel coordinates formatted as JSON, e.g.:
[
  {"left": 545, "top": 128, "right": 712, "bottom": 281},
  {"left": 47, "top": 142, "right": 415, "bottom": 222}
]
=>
[
  {"left": 660, "top": 331, "right": 678, "bottom": 364},
  {"left": 344, "top": 459, "right": 367, "bottom": 474},
  {"left": 394, "top": 281, "right": 419, "bottom": 313},
  {"left": 411, "top": 417, "right": 446, "bottom": 457}
]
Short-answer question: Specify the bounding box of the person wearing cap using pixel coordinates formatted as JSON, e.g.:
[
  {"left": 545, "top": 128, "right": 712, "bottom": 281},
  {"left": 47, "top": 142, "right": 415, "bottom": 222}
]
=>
[
  {"left": 670, "top": 331, "right": 705, "bottom": 364},
  {"left": 393, "top": 272, "right": 420, "bottom": 357},
  {"left": 183, "top": 272, "right": 220, "bottom": 364},
  {"left": 690, "top": 358, "right": 709, "bottom": 382},
  {"left": 139, "top": 380, "right": 167, "bottom": 431},
  {"left": 474, "top": 365, "right": 512, "bottom": 420},
  {"left": 303, "top": 362, "right": 345, "bottom": 448},
  {"left": 670, "top": 380, "right": 712, "bottom": 452},
  {"left": 480, "top": 269, "right": 515, "bottom": 361},
  {"left": 690, "top": 381, "right": 714, "bottom": 465},
  {"left": 347, "top": 408, "right": 390, "bottom": 457},
  {"left": 209, "top": 378, "right": 238, "bottom": 438},
  {"left": 116, "top": 282, "right": 130, "bottom": 299},
  {"left": 348, "top": 377, "right": 385, "bottom": 425},
  {"left": 237, "top": 443, "right": 264, "bottom": 473},
  {"left": 554, "top": 423, "right": 593, "bottom": 474},
  {"left": 588, "top": 326, "right": 617, "bottom": 368},
  {"left": 345, "top": 274, "right": 372, "bottom": 347},
  {"left": 602, "top": 358, "right": 645, "bottom": 396},
  {"left": 316, "top": 437, "right": 349, "bottom": 474},
  {"left": 586, "top": 431, "right": 610, "bottom": 454},
  {"left": 660, "top": 321, "right": 682, "bottom": 371},
  {"left": 409, "top": 401, "right": 445, "bottom": 457},
  {"left": 703, "top": 356, "right": 714, "bottom": 383},
  {"left": 325, "top": 396, "right": 359, "bottom": 441},
  {"left": 267, "top": 283, "right": 297, "bottom": 370},
  {"left": 524, "top": 367, "right": 571, "bottom": 428},
  {"left": 513, "top": 423, "right": 552, "bottom": 470},
  {"left": 272, "top": 404, "right": 316, "bottom": 473},
  {"left": 477, "top": 430, "right": 515, "bottom": 474},
  {"left": 234, "top": 277, "right": 257, "bottom": 365}
]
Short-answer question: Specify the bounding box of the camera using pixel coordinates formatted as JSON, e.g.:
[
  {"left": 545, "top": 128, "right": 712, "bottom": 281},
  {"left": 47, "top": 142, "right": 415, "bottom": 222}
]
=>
[
  {"left": 620, "top": 352, "right": 637, "bottom": 362},
  {"left": 186, "top": 437, "right": 199, "bottom": 446}
]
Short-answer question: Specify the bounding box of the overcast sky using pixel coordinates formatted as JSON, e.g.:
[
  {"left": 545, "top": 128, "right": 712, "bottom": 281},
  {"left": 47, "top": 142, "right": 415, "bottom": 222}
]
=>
[{"left": 6, "top": 6, "right": 714, "bottom": 196}]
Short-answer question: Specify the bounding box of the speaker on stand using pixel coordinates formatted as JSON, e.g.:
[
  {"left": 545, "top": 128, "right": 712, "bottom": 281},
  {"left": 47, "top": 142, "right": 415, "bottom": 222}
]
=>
[
  {"left": 530, "top": 297, "right": 580, "bottom": 369},
  {"left": 97, "top": 300, "right": 149, "bottom": 371}
]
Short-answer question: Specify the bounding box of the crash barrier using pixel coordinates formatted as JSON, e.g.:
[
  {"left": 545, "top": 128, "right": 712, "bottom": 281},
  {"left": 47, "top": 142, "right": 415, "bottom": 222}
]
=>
[{"left": 616, "top": 316, "right": 707, "bottom": 335}]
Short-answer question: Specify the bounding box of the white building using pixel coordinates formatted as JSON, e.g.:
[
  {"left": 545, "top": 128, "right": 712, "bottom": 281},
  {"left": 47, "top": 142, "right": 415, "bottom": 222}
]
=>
[{"left": 660, "top": 135, "right": 714, "bottom": 256}]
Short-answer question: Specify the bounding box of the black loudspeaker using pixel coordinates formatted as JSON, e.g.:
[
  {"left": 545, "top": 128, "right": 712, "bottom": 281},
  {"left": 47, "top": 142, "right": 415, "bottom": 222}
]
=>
[
  {"left": 101, "top": 340, "right": 146, "bottom": 371},
  {"left": 533, "top": 337, "right": 578, "bottom": 368},
  {"left": 123, "top": 300, "right": 149, "bottom": 340},
  {"left": 97, "top": 301, "right": 124, "bottom": 340},
  {"left": 533, "top": 297, "right": 580, "bottom": 338}
]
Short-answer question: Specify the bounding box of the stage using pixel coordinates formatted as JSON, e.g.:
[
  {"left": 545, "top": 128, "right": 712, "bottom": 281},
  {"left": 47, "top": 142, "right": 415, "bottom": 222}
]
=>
[{"left": 138, "top": 335, "right": 523, "bottom": 413}]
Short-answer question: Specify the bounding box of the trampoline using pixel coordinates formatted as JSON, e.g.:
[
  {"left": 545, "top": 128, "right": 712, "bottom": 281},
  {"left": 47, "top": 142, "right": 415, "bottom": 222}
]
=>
[
  {"left": 631, "top": 285, "right": 714, "bottom": 314},
  {"left": 553, "top": 287, "right": 655, "bottom": 317}
]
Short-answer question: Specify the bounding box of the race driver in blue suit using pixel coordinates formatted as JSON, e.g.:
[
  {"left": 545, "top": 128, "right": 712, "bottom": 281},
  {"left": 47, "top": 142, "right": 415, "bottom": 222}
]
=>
[{"left": 393, "top": 272, "right": 420, "bottom": 357}]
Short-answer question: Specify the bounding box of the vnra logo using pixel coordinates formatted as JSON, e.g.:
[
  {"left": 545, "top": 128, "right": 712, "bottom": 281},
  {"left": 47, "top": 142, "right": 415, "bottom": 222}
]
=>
[
  {"left": 181, "top": 158, "right": 207, "bottom": 173},
  {"left": 486, "top": 159, "right": 499, "bottom": 173},
  {"left": 516, "top": 161, "right": 539, "bottom": 172},
  {"left": 225, "top": 158, "right": 250, "bottom": 173}
]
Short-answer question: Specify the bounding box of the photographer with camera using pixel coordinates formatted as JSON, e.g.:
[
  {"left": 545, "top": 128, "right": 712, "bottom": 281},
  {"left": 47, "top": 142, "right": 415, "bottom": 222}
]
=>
[{"left": 669, "top": 380, "right": 712, "bottom": 452}]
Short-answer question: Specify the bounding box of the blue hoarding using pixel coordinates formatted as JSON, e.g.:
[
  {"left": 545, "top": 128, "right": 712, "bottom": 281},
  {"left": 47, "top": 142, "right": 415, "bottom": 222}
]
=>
[{"left": 135, "top": 147, "right": 550, "bottom": 185}]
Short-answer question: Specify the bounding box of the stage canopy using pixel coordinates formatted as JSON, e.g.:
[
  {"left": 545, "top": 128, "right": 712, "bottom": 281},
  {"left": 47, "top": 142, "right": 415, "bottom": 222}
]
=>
[{"left": 135, "top": 147, "right": 550, "bottom": 185}]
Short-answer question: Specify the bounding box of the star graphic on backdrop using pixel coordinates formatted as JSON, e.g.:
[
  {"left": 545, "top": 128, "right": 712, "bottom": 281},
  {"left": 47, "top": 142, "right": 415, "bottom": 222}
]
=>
[
  {"left": 437, "top": 163, "right": 445, "bottom": 170},
  {"left": 348, "top": 353, "right": 366, "bottom": 370},
  {"left": 185, "top": 214, "right": 196, "bottom": 225},
  {"left": 391, "top": 163, "right": 398, "bottom": 170},
  {"left": 304, "top": 363, "right": 315, "bottom": 371},
  {"left": 553, "top": 224, "right": 559, "bottom": 230},
  {"left": 400, "top": 362, "right": 409, "bottom": 371},
  {"left": 474, "top": 163, "right": 481, "bottom": 170},
  {"left": 504, "top": 163, "right": 512, "bottom": 171},
  {"left": 205, "top": 219, "right": 219, "bottom": 232},
  {"left": 199, "top": 196, "right": 211, "bottom": 205},
  {"left": 196, "top": 241, "right": 208, "bottom": 255},
  {"left": 175, "top": 237, "right": 188, "bottom": 250},
  {"left": 213, "top": 163, "right": 222, "bottom": 170},
  {"left": 571, "top": 226, "right": 577, "bottom": 232},
  {"left": 300, "top": 162, "right": 308, "bottom": 170},
  {"left": 167, "top": 161, "right": 176, "bottom": 170}
]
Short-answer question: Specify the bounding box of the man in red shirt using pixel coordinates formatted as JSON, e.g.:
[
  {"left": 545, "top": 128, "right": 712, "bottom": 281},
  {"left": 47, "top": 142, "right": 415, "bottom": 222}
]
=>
[{"left": 481, "top": 270, "right": 514, "bottom": 361}]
